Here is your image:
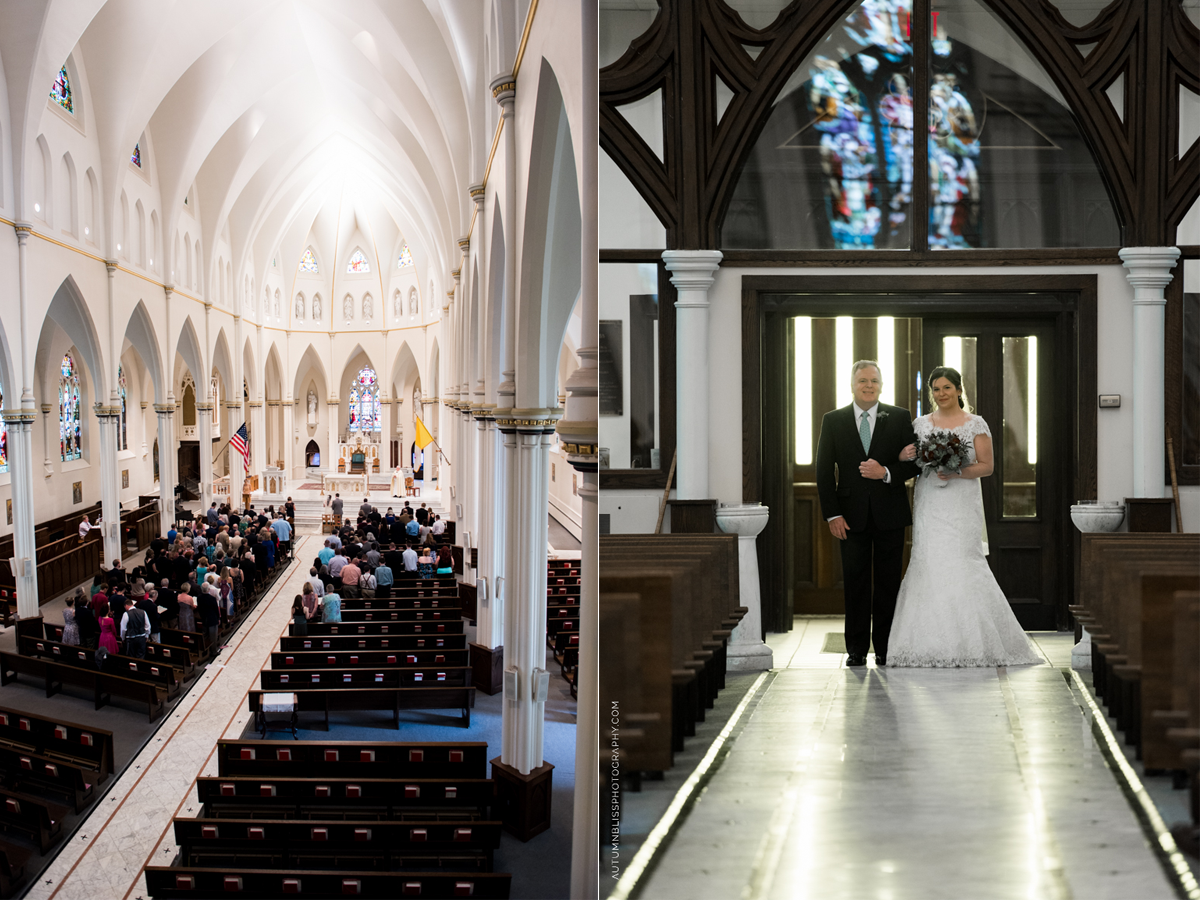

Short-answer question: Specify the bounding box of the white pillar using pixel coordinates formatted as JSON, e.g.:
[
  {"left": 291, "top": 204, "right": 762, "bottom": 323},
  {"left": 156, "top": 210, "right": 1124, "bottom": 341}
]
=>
[
  {"left": 96, "top": 409, "right": 123, "bottom": 565},
  {"left": 156, "top": 405, "right": 176, "bottom": 535},
  {"left": 197, "top": 402, "right": 214, "bottom": 513},
  {"left": 476, "top": 414, "right": 505, "bottom": 649},
  {"left": 283, "top": 399, "right": 295, "bottom": 478},
  {"left": 249, "top": 401, "right": 265, "bottom": 474},
  {"left": 327, "top": 398, "right": 339, "bottom": 480},
  {"left": 1120, "top": 247, "right": 1179, "bottom": 499},
  {"left": 662, "top": 251, "right": 722, "bottom": 500},
  {"left": 5, "top": 412, "right": 38, "bottom": 616},
  {"left": 716, "top": 503, "right": 774, "bottom": 670},
  {"left": 500, "top": 411, "right": 560, "bottom": 774}
]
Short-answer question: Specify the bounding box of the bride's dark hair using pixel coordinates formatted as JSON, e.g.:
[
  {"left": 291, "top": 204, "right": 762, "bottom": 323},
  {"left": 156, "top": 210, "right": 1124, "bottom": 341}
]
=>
[{"left": 928, "top": 366, "right": 969, "bottom": 411}]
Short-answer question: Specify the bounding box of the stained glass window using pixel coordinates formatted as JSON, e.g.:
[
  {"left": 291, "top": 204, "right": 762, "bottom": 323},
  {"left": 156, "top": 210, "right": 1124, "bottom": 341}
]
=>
[
  {"left": 51, "top": 66, "right": 72, "bottom": 113},
  {"left": 60, "top": 354, "right": 82, "bottom": 461},
  {"left": 397, "top": 242, "right": 414, "bottom": 269},
  {"left": 0, "top": 382, "right": 7, "bottom": 474},
  {"left": 348, "top": 367, "right": 381, "bottom": 433},
  {"left": 299, "top": 248, "right": 319, "bottom": 274},
  {"left": 130, "top": 144, "right": 141, "bottom": 168},
  {"left": 347, "top": 250, "right": 370, "bottom": 274},
  {"left": 118, "top": 364, "right": 127, "bottom": 450}
]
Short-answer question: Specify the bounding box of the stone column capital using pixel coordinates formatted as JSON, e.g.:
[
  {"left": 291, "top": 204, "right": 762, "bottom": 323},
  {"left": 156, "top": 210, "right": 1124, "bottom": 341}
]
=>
[
  {"left": 105, "top": 259, "right": 119, "bottom": 275},
  {"left": 1120, "top": 246, "right": 1180, "bottom": 302},
  {"left": 458, "top": 236, "right": 470, "bottom": 255},
  {"left": 662, "top": 250, "right": 723, "bottom": 305},
  {"left": 469, "top": 184, "right": 485, "bottom": 213},
  {"left": 490, "top": 74, "right": 516, "bottom": 111},
  {"left": 13, "top": 222, "right": 32, "bottom": 244},
  {"left": 2, "top": 409, "right": 35, "bottom": 425},
  {"left": 154, "top": 404, "right": 175, "bottom": 416}
]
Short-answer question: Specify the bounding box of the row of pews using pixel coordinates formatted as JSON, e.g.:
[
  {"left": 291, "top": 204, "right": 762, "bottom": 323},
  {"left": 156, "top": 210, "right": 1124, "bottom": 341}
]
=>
[
  {"left": 599, "top": 534, "right": 745, "bottom": 779},
  {"left": 255, "top": 577, "right": 475, "bottom": 732},
  {"left": 143, "top": 738, "right": 512, "bottom": 898},
  {"left": 0, "top": 707, "right": 115, "bottom": 895},
  {"left": 1070, "top": 532, "right": 1200, "bottom": 853},
  {"left": 546, "top": 559, "right": 580, "bottom": 699}
]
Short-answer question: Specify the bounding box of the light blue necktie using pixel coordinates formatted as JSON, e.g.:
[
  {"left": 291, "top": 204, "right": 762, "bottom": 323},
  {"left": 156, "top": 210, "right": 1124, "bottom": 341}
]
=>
[{"left": 859, "top": 409, "right": 871, "bottom": 455}]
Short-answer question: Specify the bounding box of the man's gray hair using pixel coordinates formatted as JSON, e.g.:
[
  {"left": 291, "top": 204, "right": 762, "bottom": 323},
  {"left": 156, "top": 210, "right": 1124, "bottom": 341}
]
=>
[{"left": 851, "top": 359, "right": 883, "bottom": 384}]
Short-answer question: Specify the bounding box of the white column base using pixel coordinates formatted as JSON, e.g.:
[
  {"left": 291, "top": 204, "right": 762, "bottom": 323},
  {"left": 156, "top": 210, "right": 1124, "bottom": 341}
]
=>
[
  {"left": 728, "top": 642, "right": 775, "bottom": 672},
  {"left": 1071, "top": 625, "right": 1092, "bottom": 670},
  {"left": 717, "top": 503, "right": 774, "bottom": 671}
]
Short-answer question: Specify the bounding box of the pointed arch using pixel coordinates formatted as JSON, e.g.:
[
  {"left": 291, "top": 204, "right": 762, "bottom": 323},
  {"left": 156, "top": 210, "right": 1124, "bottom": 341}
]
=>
[
  {"left": 264, "top": 342, "right": 284, "bottom": 402},
  {"left": 121, "top": 299, "right": 166, "bottom": 405},
  {"left": 242, "top": 336, "right": 258, "bottom": 398},
  {"left": 174, "top": 315, "right": 204, "bottom": 399},
  {"left": 517, "top": 59, "right": 582, "bottom": 408},
  {"left": 292, "top": 343, "right": 328, "bottom": 405},
  {"left": 211, "top": 329, "right": 234, "bottom": 402},
  {"left": 45, "top": 275, "right": 107, "bottom": 402},
  {"left": 60, "top": 152, "right": 78, "bottom": 237},
  {"left": 390, "top": 340, "right": 422, "bottom": 401}
]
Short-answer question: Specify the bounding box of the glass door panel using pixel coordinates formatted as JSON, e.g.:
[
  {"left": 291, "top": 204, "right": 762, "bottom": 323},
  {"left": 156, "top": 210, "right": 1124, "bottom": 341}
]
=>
[{"left": 1002, "top": 336, "right": 1038, "bottom": 517}]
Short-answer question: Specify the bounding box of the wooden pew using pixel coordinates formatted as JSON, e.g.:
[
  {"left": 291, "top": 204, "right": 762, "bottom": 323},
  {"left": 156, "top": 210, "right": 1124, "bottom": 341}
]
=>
[
  {"left": 0, "top": 745, "right": 95, "bottom": 813},
  {"left": 159, "top": 627, "right": 210, "bottom": 659},
  {"left": 248, "top": 685, "right": 475, "bottom": 730},
  {"left": 0, "top": 841, "right": 29, "bottom": 898},
  {"left": 280, "top": 634, "right": 468, "bottom": 653},
  {"left": 0, "top": 706, "right": 113, "bottom": 778},
  {"left": 0, "top": 787, "right": 68, "bottom": 853},
  {"left": 599, "top": 580, "right": 673, "bottom": 775},
  {"left": 259, "top": 667, "right": 471, "bottom": 690},
  {"left": 43, "top": 622, "right": 197, "bottom": 678},
  {"left": 20, "top": 635, "right": 182, "bottom": 698},
  {"left": 144, "top": 867, "right": 512, "bottom": 898},
  {"left": 0, "top": 651, "right": 166, "bottom": 722},
  {"left": 296, "top": 621, "right": 464, "bottom": 637},
  {"left": 1074, "top": 534, "right": 1200, "bottom": 757},
  {"left": 1139, "top": 575, "right": 1200, "bottom": 771},
  {"left": 269, "top": 649, "right": 469, "bottom": 669},
  {"left": 332, "top": 608, "right": 464, "bottom": 624},
  {"left": 216, "top": 740, "right": 489, "bottom": 778},
  {"left": 196, "top": 776, "right": 494, "bottom": 819}
]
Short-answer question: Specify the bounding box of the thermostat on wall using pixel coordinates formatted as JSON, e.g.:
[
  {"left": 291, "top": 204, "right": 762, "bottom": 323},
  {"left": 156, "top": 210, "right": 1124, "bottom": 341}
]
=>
[{"left": 1099, "top": 394, "right": 1121, "bottom": 408}]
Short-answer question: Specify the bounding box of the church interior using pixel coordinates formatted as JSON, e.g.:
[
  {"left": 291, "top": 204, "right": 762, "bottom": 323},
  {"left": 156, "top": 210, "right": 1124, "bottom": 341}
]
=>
[
  {"left": 599, "top": 1, "right": 1200, "bottom": 898},
  {"left": 0, "top": 2, "right": 599, "bottom": 899}
]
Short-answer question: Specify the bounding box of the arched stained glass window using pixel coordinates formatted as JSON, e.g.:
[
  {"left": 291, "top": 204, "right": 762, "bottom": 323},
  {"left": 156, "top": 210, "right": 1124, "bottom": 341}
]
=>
[
  {"left": 397, "top": 242, "right": 414, "bottom": 269},
  {"left": 348, "top": 367, "right": 381, "bottom": 433},
  {"left": 118, "top": 364, "right": 127, "bottom": 450},
  {"left": 0, "top": 382, "right": 8, "bottom": 474},
  {"left": 299, "top": 248, "right": 319, "bottom": 274},
  {"left": 347, "top": 250, "right": 371, "bottom": 274},
  {"left": 130, "top": 144, "right": 141, "bottom": 168},
  {"left": 60, "top": 354, "right": 82, "bottom": 461},
  {"left": 721, "top": 0, "right": 1120, "bottom": 250},
  {"left": 51, "top": 66, "right": 72, "bottom": 113}
]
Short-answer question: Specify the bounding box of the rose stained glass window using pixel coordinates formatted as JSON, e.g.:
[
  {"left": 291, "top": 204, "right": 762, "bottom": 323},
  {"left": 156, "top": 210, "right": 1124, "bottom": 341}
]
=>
[
  {"left": 51, "top": 66, "right": 72, "bottom": 113},
  {"left": 131, "top": 144, "right": 141, "bottom": 168},
  {"left": 347, "top": 250, "right": 371, "bottom": 274},
  {"left": 60, "top": 353, "right": 82, "bottom": 461},
  {"left": 348, "top": 367, "right": 381, "bottom": 433},
  {"left": 299, "top": 248, "right": 319, "bottom": 273}
]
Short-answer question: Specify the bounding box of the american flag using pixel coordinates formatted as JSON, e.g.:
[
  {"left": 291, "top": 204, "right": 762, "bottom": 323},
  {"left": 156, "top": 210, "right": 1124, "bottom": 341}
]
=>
[{"left": 230, "top": 422, "right": 250, "bottom": 473}]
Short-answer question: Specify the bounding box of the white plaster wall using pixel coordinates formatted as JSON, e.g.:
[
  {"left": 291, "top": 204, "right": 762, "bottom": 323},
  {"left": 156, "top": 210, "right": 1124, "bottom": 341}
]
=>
[
  {"left": 599, "top": 488, "right": 674, "bottom": 535},
  {"left": 548, "top": 442, "right": 584, "bottom": 541}
]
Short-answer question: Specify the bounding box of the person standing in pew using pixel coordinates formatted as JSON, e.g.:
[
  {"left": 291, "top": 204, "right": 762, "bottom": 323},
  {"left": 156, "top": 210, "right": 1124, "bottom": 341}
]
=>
[
  {"left": 321, "top": 590, "right": 342, "bottom": 624},
  {"left": 816, "top": 360, "right": 922, "bottom": 667},
  {"left": 375, "top": 559, "right": 393, "bottom": 599},
  {"left": 75, "top": 601, "right": 98, "bottom": 650},
  {"left": 62, "top": 594, "right": 81, "bottom": 645},
  {"left": 120, "top": 597, "right": 150, "bottom": 659},
  {"left": 137, "top": 590, "right": 161, "bottom": 645},
  {"left": 97, "top": 603, "right": 119, "bottom": 655},
  {"left": 197, "top": 585, "right": 220, "bottom": 657},
  {"left": 291, "top": 596, "right": 308, "bottom": 636}
]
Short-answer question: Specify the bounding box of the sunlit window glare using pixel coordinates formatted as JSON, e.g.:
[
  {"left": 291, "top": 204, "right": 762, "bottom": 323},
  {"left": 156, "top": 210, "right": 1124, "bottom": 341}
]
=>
[
  {"left": 942, "top": 336, "right": 962, "bottom": 375},
  {"left": 877, "top": 316, "right": 894, "bottom": 406},
  {"left": 794, "top": 317, "right": 812, "bottom": 465},
  {"left": 1028, "top": 336, "right": 1037, "bottom": 465},
  {"left": 836, "top": 316, "right": 853, "bottom": 408}
]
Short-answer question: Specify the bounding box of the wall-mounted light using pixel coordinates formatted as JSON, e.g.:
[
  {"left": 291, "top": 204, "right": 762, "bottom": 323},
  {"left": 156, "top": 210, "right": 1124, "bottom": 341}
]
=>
[
  {"left": 33, "top": 203, "right": 40, "bottom": 213},
  {"left": 117, "top": 243, "right": 122, "bottom": 251}
]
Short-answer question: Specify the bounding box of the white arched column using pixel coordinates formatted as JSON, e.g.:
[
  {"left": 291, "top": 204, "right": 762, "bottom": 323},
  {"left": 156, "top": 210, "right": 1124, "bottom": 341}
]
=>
[
  {"left": 96, "top": 407, "right": 123, "bottom": 564},
  {"left": 1119, "top": 247, "right": 1180, "bottom": 499},
  {"left": 196, "top": 401, "right": 214, "bottom": 513},
  {"left": 5, "top": 410, "right": 38, "bottom": 616},
  {"left": 156, "top": 403, "right": 177, "bottom": 534},
  {"left": 225, "top": 401, "right": 244, "bottom": 503},
  {"left": 661, "top": 250, "right": 722, "bottom": 500}
]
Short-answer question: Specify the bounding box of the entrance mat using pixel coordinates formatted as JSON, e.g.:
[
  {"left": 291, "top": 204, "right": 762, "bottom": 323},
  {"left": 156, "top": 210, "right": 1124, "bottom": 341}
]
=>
[{"left": 820, "top": 633, "right": 875, "bottom": 654}]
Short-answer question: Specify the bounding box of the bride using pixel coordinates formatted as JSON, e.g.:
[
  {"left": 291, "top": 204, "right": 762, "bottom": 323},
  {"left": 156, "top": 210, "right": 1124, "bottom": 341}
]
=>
[{"left": 886, "top": 366, "right": 1042, "bottom": 668}]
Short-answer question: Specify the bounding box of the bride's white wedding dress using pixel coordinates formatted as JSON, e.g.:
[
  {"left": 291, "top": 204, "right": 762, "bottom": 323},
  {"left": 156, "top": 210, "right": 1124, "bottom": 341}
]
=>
[{"left": 887, "top": 414, "right": 1043, "bottom": 667}]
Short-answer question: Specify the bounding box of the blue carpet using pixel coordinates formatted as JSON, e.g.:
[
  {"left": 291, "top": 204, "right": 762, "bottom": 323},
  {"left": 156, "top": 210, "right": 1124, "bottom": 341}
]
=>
[{"left": 238, "top": 626, "right": 577, "bottom": 900}]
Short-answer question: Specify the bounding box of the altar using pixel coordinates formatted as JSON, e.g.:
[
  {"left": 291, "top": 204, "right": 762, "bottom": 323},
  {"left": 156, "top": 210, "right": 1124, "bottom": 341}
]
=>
[{"left": 323, "top": 473, "right": 367, "bottom": 496}]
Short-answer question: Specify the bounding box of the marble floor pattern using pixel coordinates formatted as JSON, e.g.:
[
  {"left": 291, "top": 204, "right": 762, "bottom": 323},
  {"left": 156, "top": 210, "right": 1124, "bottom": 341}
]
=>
[
  {"left": 24, "top": 536, "right": 316, "bottom": 900},
  {"left": 633, "top": 621, "right": 1179, "bottom": 900}
]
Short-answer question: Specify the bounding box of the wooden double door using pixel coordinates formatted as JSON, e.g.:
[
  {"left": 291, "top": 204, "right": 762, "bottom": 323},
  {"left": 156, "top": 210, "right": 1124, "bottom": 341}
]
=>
[{"left": 792, "top": 314, "right": 1061, "bottom": 631}]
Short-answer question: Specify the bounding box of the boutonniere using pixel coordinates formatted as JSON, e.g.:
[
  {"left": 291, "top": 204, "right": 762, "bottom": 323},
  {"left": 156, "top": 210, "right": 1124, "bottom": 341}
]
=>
[{"left": 877, "top": 411, "right": 889, "bottom": 421}]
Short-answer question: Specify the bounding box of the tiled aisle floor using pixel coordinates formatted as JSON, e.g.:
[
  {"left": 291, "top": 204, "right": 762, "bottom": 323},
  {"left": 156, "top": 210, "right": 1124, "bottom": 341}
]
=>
[
  {"left": 26, "top": 536, "right": 316, "bottom": 900},
  {"left": 634, "top": 621, "right": 1177, "bottom": 900}
]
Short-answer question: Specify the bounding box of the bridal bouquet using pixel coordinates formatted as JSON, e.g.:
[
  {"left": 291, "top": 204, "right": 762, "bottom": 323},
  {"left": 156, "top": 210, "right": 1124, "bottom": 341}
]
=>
[{"left": 916, "top": 430, "right": 969, "bottom": 487}]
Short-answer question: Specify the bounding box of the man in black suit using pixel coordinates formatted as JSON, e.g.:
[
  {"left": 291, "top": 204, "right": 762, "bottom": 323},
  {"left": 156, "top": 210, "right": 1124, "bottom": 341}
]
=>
[{"left": 816, "top": 361, "right": 921, "bottom": 667}]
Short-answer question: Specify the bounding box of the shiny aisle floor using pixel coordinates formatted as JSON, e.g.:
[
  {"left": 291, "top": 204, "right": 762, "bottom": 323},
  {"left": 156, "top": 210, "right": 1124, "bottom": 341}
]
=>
[{"left": 637, "top": 643, "right": 1177, "bottom": 899}]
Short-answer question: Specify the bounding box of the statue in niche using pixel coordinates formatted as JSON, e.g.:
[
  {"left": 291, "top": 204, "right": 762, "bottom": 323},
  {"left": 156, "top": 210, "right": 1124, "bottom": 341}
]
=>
[
  {"left": 363, "top": 294, "right": 373, "bottom": 322},
  {"left": 295, "top": 294, "right": 305, "bottom": 320},
  {"left": 307, "top": 389, "right": 318, "bottom": 426},
  {"left": 394, "top": 291, "right": 402, "bottom": 319},
  {"left": 409, "top": 289, "right": 419, "bottom": 316},
  {"left": 343, "top": 294, "right": 354, "bottom": 320},
  {"left": 312, "top": 295, "right": 322, "bottom": 322}
]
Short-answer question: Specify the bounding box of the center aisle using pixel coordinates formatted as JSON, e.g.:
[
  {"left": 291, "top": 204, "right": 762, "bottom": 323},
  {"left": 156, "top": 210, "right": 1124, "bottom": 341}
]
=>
[
  {"left": 634, "top": 661, "right": 1177, "bottom": 900},
  {"left": 26, "top": 537, "right": 314, "bottom": 900}
]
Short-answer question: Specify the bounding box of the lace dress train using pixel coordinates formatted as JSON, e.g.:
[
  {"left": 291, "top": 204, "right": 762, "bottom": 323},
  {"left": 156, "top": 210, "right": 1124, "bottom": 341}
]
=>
[{"left": 887, "top": 414, "right": 1042, "bottom": 668}]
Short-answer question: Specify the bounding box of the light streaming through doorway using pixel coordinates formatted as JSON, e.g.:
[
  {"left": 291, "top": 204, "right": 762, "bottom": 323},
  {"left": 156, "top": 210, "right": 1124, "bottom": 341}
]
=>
[{"left": 794, "top": 316, "right": 812, "bottom": 465}]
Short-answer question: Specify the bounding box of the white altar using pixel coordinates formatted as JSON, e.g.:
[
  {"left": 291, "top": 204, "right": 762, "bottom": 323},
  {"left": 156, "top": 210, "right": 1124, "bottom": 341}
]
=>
[
  {"left": 262, "top": 466, "right": 286, "bottom": 495},
  {"left": 336, "top": 434, "right": 382, "bottom": 475},
  {"left": 323, "top": 473, "right": 367, "bottom": 495}
]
